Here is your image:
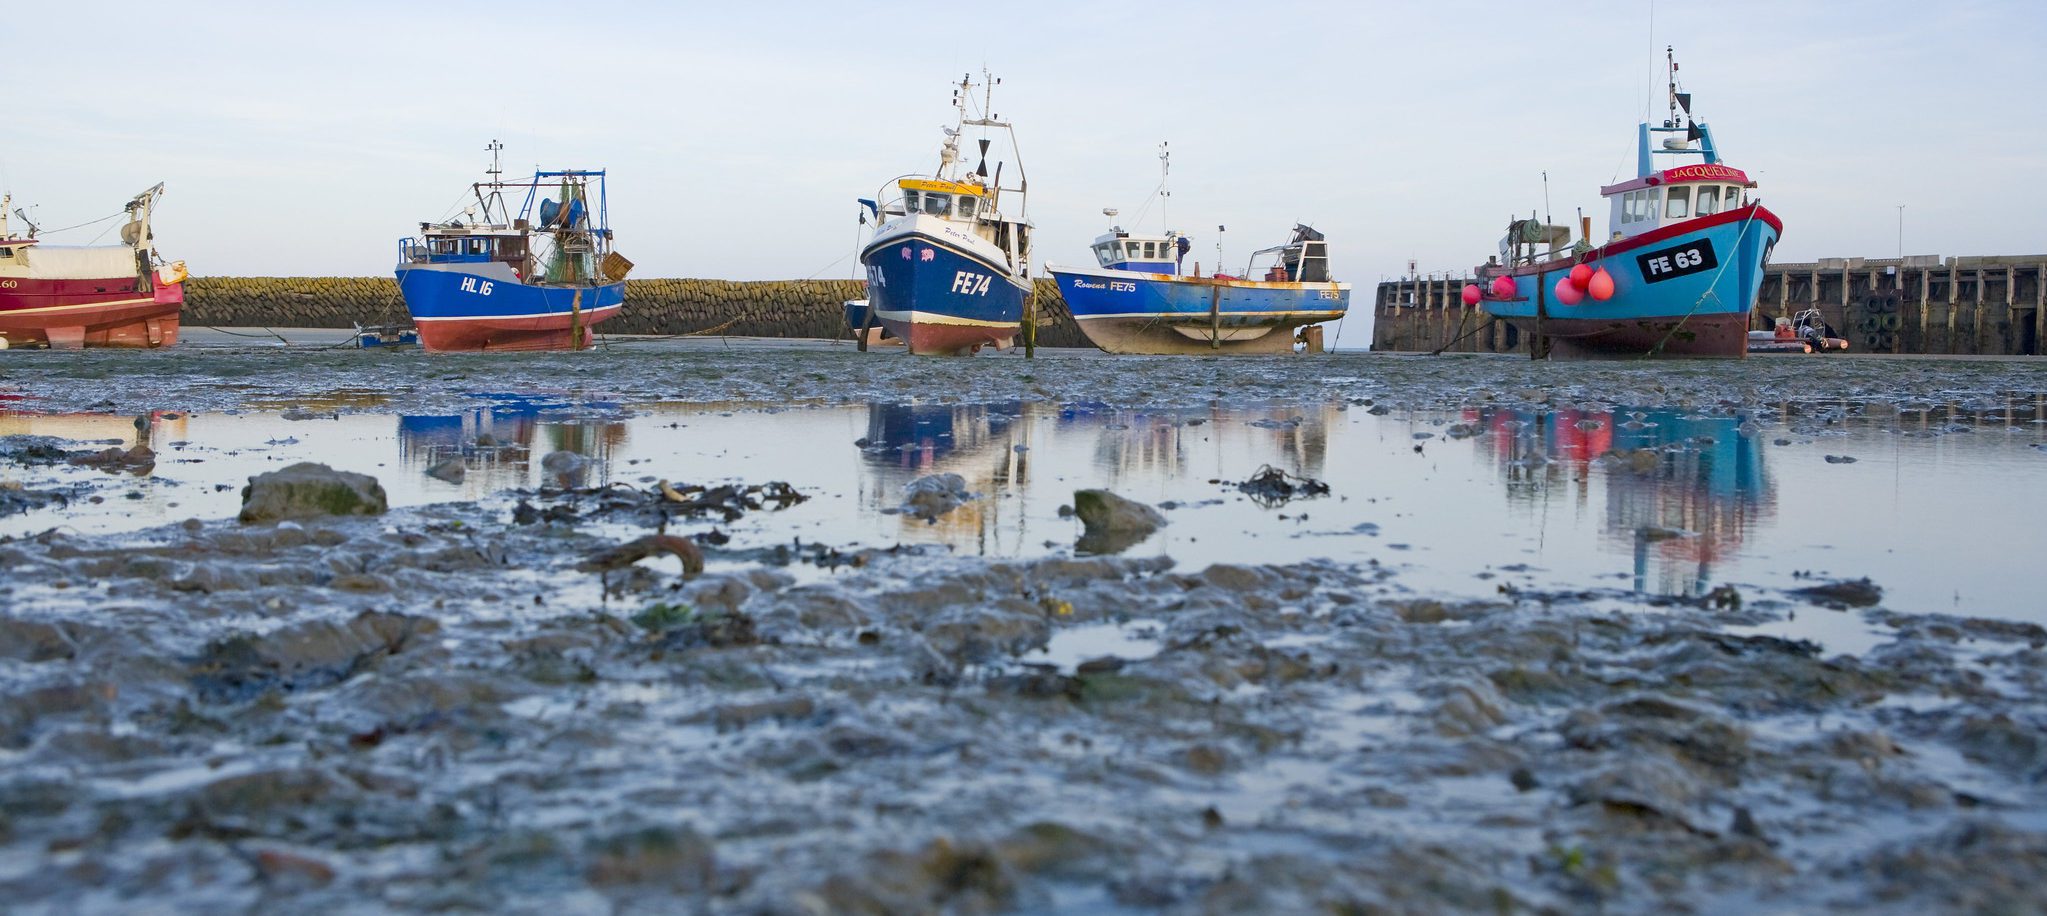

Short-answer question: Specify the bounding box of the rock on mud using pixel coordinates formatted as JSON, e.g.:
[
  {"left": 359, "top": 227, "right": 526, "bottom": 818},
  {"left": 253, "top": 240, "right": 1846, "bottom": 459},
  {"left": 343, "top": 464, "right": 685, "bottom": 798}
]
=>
[
  {"left": 1795, "top": 577, "right": 1884, "bottom": 609},
  {"left": 1072, "top": 489, "right": 1166, "bottom": 554},
  {"left": 903, "top": 473, "right": 973, "bottom": 522},
  {"left": 238, "top": 462, "right": 388, "bottom": 523}
]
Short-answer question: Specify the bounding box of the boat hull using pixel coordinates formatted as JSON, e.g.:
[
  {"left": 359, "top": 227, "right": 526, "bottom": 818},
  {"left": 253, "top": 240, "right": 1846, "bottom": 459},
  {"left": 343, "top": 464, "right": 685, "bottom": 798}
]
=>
[
  {"left": 1048, "top": 265, "right": 1349, "bottom": 355},
  {"left": 0, "top": 275, "right": 184, "bottom": 349},
  {"left": 1482, "top": 204, "right": 1782, "bottom": 359},
  {"left": 860, "top": 229, "right": 1024, "bottom": 356},
  {"left": 396, "top": 265, "right": 623, "bottom": 352}
]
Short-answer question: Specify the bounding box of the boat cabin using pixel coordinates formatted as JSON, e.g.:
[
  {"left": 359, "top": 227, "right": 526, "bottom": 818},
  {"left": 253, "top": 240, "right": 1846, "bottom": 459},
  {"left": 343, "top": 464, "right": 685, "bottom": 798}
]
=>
[
  {"left": 1600, "top": 123, "right": 1755, "bottom": 241},
  {"left": 1091, "top": 229, "right": 1184, "bottom": 274},
  {"left": 895, "top": 176, "right": 1031, "bottom": 269},
  {"left": 403, "top": 223, "right": 537, "bottom": 277}
]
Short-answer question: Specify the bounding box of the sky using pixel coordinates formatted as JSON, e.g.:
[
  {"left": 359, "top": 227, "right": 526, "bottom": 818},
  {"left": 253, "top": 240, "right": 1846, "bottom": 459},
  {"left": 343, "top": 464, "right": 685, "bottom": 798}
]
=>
[{"left": 6, "top": 0, "right": 2043, "bottom": 284}]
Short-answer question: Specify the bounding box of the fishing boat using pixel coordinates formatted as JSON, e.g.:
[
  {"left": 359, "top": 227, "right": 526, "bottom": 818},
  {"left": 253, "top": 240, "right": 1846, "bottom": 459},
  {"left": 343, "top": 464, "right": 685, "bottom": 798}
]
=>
[
  {"left": 1470, "top": 49, "right": 1782, "bottom": 359},
  {"left": 0, "top": 184, "right": 186, "bottom": 349},
  {"left": 856, "top": 73, "right": 1033, "bottom": 356},
  {"left": 396, "top": 141, "right": 630, "bottom": 352},
  {"left": 1047, "top": 145, "right": 1348, "bottom": 355}
]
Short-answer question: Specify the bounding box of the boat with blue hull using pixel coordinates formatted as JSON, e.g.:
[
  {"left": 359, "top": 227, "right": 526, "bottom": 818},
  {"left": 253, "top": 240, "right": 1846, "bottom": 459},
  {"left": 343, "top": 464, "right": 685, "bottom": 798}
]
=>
[
  {"left": 1047, "top": 146, "right": 1348, "bottom": 354},
  {"left": 396, "top": 142, "right": 631, "bottom": 352},
  {"left": 1473, "top": 49, "right": 1781, "bottom": 359},
  {"left": 857, "top": 73, "right": 1033, "bottom": 356}
]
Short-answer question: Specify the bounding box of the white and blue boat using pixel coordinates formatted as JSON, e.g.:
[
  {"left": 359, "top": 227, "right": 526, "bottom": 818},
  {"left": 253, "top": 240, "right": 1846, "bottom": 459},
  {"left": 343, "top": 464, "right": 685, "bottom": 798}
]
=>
[
  {"left": 1472, "top": 49, "right": 1782, "bottom": 359},
  {"left": 856, "top": 73, "right": 1033, "bottom": 356},
  {"left": 1046, "top": 147, "right": 1349, "bottom": 355},
  {"left": 397, "top": 142, "right": 630, "bottom": 352}
]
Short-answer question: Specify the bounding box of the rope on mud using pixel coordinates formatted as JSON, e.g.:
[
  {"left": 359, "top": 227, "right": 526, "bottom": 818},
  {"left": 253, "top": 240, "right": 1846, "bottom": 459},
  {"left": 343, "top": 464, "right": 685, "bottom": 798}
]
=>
[
  {"left": 195, "top": 325, "right": 292, "bottom": 345},
  {"left": 1430, "top": 313, "right": 1499, "bottom": 356}
]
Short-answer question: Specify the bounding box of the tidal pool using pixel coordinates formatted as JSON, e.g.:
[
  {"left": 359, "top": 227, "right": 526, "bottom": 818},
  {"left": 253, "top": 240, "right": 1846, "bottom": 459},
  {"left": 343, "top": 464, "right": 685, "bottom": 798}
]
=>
[{"left": 7, "top": 390, "right": 2043, "bottom": 626}]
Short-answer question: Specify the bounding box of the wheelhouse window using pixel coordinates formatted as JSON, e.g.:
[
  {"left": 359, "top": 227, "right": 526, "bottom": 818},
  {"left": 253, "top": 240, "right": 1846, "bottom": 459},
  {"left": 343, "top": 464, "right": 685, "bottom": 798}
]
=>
[
  {"left": 1142, "top": 241, "right": 1157, "bottom": 260},
  {"left": 901, "top": 191, "right": 921, "bottom": 214},
  {"left": 1094, "top": 243, "right": 1116, "bottom": 264},
  {"left": 1665, "top": 187, "right": 1691, "bottom": 219},
  {"left": 1696, "top": 185, "right": 1720, "bottom": 215},
  {"left": 1124, "top": 241, "right": 1141, "bottom": 260},
  {"left": 956, "top": 195, "right": 978, "bottom": 219},
  {"left": 1726, "top": 185, "right": 1743, "bottom": 208},
  {"left": 922, "top": 193, "right": 953, "bottom": 218},
  {"left": 467, "top": 238, "right": 491, "bottom": 256}
]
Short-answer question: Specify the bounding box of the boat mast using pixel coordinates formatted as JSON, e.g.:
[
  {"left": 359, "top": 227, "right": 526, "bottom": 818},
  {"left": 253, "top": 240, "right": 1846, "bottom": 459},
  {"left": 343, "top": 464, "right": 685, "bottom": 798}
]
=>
[
  {"left": 475, "top": 139, "right": 508, "bottom": 225},
  {"left": 1158, "top": 141, "right": 1170, "bottom": 235}
]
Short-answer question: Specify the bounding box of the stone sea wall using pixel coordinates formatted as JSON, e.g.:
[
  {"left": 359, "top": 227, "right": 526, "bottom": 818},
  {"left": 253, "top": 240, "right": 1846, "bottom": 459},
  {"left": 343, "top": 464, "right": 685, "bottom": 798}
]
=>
[{"left": 182, "top": 277, "right": 1092, "bottom": 348}]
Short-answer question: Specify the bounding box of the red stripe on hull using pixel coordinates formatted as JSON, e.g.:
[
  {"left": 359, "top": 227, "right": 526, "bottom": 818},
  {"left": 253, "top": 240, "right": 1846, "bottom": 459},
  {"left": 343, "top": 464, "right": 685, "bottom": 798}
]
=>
[
  {"left": 876, "top": 318, "right": 1017, "bottom": 356},
  {"left": 1500, "top": 311, "right": 1751, "bottom": 359},
  {"left": 415, "top": 305, "right": 621, "bottom": 352},
  {"left": 0, "top": 282, "right": 183, "bottom": 349}
]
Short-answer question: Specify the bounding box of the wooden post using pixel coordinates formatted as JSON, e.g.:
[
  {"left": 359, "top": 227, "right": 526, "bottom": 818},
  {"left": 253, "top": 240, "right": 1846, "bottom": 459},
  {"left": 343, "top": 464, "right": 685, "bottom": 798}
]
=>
[
  {"left": 1208, "top": 284, "right": 1222, "bottom": 350},
  {"left": 1023, "top": 289, "right": 1037, "bottom": 359},
  {"left": 856, "top": 300, "right": 877, "bottom": 352},
  {"left": 570, "top": 288, "right": 585, "bottom": 350}
]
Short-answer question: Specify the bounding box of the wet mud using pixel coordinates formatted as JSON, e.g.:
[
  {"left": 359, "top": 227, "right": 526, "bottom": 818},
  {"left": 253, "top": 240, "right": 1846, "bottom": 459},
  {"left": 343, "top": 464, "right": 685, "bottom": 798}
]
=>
[{"left": 2, "top": 343, "right": 2046, "bottom": 912}]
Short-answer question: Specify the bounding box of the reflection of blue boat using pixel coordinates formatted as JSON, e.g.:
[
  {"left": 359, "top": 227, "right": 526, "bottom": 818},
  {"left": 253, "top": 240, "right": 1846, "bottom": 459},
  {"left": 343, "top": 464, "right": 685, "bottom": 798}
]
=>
[
  {"left": 1047, "top": 146, "right": 1348, "bottom": 355},
  {"left": 863, "top": 402, "right": 1020, "bottom": 471}
]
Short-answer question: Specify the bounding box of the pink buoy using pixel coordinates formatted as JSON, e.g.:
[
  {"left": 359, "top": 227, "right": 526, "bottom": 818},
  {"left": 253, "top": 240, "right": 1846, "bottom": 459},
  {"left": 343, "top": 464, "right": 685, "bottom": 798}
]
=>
[
  {"left": 1489, "top": 275, "right": 1517, "bottom": 298},
  {"left": 1553, "top": 276, "right": 1585, "bottom": 306},
  {"left": 1568, "top": 264, "right": 1593, "bottom": 290},
  {"left": 1588, "top": 267, "right": 1616, "bottom": 301},
  {"left": 1461, "top": 283, "right": 1483, "bottom": 305}
]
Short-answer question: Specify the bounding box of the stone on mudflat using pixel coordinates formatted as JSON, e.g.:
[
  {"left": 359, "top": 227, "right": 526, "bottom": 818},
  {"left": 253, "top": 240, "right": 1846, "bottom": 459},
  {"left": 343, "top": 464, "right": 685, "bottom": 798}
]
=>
[
  {"left": 238, "top": 462, "right": 387, "bottom": 523},
  {"left": 1072, "top": 489, "right": 1165, "bottom": 554}
]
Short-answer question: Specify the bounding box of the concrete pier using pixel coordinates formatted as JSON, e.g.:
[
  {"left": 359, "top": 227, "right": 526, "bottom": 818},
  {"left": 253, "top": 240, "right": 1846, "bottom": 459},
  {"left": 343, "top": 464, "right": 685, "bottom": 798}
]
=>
[{"left": 1371, "top": 255, "right": 2047, "bottom": 356}]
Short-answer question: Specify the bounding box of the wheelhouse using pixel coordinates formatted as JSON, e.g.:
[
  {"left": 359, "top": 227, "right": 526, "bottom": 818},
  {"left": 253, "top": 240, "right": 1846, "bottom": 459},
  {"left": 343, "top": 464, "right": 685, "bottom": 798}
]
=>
[
  {"left": 890, "top": 176, "right": 1031, "bottom": 271},
  {"left": 1600, "top": 124, "right": 1755, "bottom": 241},
  {"left": 1091, "top": 229, "right": 1182, "bottom": 273}
]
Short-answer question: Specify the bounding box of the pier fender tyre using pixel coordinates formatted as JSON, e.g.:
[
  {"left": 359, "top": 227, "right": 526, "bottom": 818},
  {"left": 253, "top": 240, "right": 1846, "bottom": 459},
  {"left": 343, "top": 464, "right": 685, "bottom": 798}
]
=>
[{"left": 1879, "top": 313, "right": 1902, "bottom": 331}]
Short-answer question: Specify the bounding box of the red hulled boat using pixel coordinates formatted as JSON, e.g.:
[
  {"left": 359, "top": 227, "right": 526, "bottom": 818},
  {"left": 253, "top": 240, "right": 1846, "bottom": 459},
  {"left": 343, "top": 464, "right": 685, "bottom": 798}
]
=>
[{"left": 0, "top": 184, "right": 187, "bottom": 349}]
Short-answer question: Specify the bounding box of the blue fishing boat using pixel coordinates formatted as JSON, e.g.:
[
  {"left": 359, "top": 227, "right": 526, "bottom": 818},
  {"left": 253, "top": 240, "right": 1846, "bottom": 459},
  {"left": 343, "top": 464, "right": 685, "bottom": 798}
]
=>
[
  {"left": 396, "top": 141, "right": 631, "bottom": 352},
  {"left": 856, "top": 73, "right": 1033, "bottom": 356},
  {"left": 1046, "top": 146, "right": 1349, "bottom": 354},
  {"left": 1471, "top": 49, "right": 1782, "bottom": 359}
]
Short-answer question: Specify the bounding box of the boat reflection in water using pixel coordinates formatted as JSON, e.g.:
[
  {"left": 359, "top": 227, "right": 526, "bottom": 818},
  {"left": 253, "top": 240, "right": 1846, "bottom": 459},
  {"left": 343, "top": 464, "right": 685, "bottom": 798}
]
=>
[
  {"left": 859, "top": 401, "right": 1032, "bottom": 553},
  {"left": 1474, "top": 406, "right": 1773, "bottom": 596},
  {"left": 398, "top": 394, "right": 626, "bottom": 494},
  {"left": 856, "top": 400, "right": 1339, "bottom": 556}
]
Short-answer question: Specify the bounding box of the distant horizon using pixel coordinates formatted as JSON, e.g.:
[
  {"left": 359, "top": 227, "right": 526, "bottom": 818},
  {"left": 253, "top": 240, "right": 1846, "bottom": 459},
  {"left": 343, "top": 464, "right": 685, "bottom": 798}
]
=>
[{"left": 7, "top": 1, "right": 2042, "bottom": 284}]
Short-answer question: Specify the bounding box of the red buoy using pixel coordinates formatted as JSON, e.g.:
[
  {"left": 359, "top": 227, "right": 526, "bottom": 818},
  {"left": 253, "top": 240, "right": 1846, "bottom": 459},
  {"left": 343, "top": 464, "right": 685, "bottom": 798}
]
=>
[
  {"left": 1461, "top": 284, "right": 1483, "bottom": 305},
  {"left": 1568, "top": 264, "right": 1593, "bottom": 290},
  {"left": 1553, "top": 276, "right": 1585, "bottom": 305},
  {"left": 1588, "top": 268, "right": 1616, "bottom": 301}
]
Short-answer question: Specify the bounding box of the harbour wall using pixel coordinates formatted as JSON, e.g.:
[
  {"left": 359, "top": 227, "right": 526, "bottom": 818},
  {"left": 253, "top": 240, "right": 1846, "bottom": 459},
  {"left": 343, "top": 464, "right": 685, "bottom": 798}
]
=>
[
  {"left": 1371, "top": 255, "right": 2047, "bottom": 356},
  {"left": 181, "top": 277, "right": 1096, "bottom": 348}
]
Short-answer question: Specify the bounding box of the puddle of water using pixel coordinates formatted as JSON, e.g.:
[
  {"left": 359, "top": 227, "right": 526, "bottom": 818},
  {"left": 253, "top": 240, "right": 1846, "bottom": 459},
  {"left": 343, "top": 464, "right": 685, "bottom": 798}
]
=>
[
  {"left": 5, "top": 396, "right": 2046, "bottom": 629},
  {"left": 1032, "top": 619, "right": 1167, "bottom": 672}
]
